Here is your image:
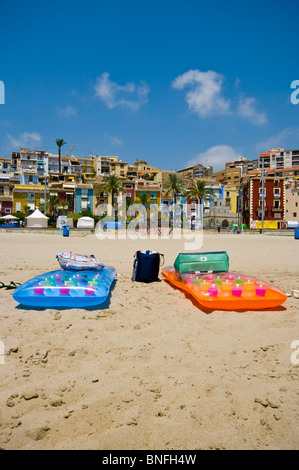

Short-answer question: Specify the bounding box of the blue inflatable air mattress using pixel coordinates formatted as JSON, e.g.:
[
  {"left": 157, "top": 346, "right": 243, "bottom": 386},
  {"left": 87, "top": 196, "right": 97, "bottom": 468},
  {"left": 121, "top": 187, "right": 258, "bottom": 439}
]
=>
[{"left": 13, "top": 266, "right": 117, "bottom": 308}]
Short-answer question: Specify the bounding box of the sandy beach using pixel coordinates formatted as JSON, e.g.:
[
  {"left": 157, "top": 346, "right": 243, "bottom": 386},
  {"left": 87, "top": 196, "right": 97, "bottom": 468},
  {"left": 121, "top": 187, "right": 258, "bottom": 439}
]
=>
[{"left": 0, "top": 230, "right": 298, "bottom": 450}]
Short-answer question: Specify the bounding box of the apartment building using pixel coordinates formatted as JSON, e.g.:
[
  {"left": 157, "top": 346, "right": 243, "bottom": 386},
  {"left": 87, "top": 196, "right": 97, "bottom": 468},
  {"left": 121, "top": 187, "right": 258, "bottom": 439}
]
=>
[
  {"left": 177, "top": 163, "right": 213, "bottom": 179},
  {"left": 47, "top": 153, "right": 81, "bottom": 178},
  {"left": 13, "top": 184, "right": 45, "bottom": 213},
  {"left": 95, "top": 156, "right": 119, "bottom": 176},
  {"left": 242, "top": 175, "right": 286, "bottom": 229},
  {"left": 259, "top": 148, "right": 299, "bottom": 170},
  {"left": 285, "top": 178, "right": 299, "bottom": 223},
  {"left": 78, "top": 156, "right": 96, "bottom": 182},
  {"left": 134, "top": 160, "right": 160, "bottom": 178},
  {"left": 213, "top": 166, "right": 242, "bottom": 188},
  {"left": 0, "top": 157, "right": 13, "bottom": 215},
  {"left": 135, "top": 180, "right": 162, "bottom": 206},
  {"left": 225, "top": 157, "right": 258, "bottom": 175}
]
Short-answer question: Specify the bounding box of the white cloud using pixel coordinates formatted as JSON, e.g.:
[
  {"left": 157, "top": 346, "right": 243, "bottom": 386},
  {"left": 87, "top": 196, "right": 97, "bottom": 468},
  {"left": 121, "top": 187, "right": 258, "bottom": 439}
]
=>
[
  {"left": 188, "top": 145, "right": 242, "bottom": 172},
  {"left": 95, "top": 73, "right": 150, "bottom": 111},
  {"left": 237, "top": 96, "right": 267, "bottom": 125},
  {"left": 57, "top": 105, "right": 77, "bottom": 117},
  {"left": 172, "top": 69, "right": 231, "bottom": 117},
  {"left": 110, "top": 136, "right": 123, "bottom": 146},
  {"left": 7, "top": 131, "right": 42, "bottom": 149},
  {"left": 256, "top": 127, "right": 299, "bottom": 151},
  {"left": 172, "top": 69, "right": 267, "bottom": 125}
]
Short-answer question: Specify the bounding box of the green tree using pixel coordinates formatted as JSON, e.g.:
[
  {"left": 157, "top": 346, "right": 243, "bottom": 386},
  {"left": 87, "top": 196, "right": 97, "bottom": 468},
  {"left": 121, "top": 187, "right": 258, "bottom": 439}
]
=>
[
  {"left": 187, "top": 179, "right": 215, "bottom": 225},
  {"left": 48, "top": 195, "right": 59, "bottom": 215},
  {"left": 23, "top": 205, "right": 32, "bottom": 217},
  {"left": 163, "top": 173, "right": 186, "bottom": 206},
  {"left": 136, "top": 193, "right": 151, "bottom": 207},
  {"left": 60, "top": 200, "right": 69, "bottom": 215},
  {"left": 99, "top": 175, "right": 124, "bottom": 208},
  {"left": 55, "top": 138, "right": 67, "bottom": 173}
]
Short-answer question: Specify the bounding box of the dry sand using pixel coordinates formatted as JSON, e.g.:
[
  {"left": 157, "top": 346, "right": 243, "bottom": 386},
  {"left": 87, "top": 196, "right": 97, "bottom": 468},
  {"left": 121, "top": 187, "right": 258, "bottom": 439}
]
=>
[{"left": 0, "top": 230, "right": 298, "bottom": 450}]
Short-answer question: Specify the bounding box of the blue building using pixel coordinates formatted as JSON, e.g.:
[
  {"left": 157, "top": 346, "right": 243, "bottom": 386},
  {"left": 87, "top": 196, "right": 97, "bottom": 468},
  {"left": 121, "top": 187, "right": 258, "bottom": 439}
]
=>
[{"left": 75, "top": 184, "right": 94, "bottom": 214}]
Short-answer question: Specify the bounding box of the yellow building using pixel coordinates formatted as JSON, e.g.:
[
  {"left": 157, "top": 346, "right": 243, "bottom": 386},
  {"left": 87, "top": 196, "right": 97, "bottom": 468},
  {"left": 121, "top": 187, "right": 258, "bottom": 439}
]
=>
[
  {"left": 213, "top": 167, "right": 242, "bottom": 188},
  {"left": 110, "top": 160, "right": 129, "bottom": 177},
  {"left": 135, "top": 182, "right": 161, "bottom": 206},
  {"left": 224, "top": 186, "right": 238, "bottom": 213},
  {"left": 78, "top": 156, "right": 96, "bottom": 181},
  {"left": 13, "top": 184, "right": 45, "bottom": 213},
  {"left": 134, "top": 159, "right": 160, "bottom": 178}
]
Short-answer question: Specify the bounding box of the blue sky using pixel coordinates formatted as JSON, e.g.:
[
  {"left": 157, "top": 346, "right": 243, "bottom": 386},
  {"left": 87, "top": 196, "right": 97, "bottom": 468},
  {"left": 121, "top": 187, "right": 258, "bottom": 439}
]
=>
[{"left": 1, "top": 0, "right": 299, "bottom": 171}]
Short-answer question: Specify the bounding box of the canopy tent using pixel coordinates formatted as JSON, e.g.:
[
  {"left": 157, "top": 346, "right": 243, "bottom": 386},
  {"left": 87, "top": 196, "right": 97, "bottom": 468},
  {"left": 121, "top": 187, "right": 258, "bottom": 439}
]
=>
[
  {"left": 0, "top": 214, "right": 19, "bottom": 220},
  {"left": 77, "top": 216, "right": 95, "bottom": 229},
  {"left": 26, "top": 209, "right": 49, "bottom": 228}
]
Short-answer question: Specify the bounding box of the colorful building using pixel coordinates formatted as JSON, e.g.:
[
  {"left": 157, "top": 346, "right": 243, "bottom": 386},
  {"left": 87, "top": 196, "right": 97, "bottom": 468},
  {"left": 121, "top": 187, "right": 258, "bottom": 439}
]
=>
[
  {"left": 75, "top": 184, "right": 94, "bottom": 214},
  {"left": 243, "top": 175, "right": 286, "bottom": 229},
  {"left": 13, "top": 184, "right": 45, "bottom": 214},
  {"left": 135, "top": 181, "right": 161, "bottom": 206},
  {"left": 284, "top": 178, "right": 299, "bottom": 224}
]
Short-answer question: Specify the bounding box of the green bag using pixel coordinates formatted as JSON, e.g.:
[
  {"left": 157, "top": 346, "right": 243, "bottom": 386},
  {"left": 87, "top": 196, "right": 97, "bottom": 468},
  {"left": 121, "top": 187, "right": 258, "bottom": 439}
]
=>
[{"left": 174, "top": 251, "right": 229, "bottom": 273}]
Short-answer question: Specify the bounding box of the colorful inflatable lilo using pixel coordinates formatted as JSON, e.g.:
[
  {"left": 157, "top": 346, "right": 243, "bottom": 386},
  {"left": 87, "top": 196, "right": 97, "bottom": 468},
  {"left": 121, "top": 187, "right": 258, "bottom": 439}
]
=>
[
  {"left": 13, "top": 266, "right": 116, "bottom": 308},
  {"left": 162, "top": 267, "right": 287, "bottom": 311}
]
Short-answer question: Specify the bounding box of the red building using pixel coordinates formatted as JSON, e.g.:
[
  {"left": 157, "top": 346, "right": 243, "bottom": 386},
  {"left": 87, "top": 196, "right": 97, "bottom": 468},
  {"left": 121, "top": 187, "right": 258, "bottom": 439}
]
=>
[{"left": 243, "top": 174, "right": 285, "bottom": 228}]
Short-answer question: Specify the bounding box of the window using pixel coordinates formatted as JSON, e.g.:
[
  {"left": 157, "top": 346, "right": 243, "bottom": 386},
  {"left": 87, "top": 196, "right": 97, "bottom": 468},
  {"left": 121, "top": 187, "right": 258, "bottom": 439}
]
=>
[
  {"left": 274, "top": 200, "right": 280, "bottom": 209},
  {"left": 5, "top": 208, "right": 11, "bottom": 213},
  {"left": 294, "top": 213, "right": 297, "bottom": 218}
]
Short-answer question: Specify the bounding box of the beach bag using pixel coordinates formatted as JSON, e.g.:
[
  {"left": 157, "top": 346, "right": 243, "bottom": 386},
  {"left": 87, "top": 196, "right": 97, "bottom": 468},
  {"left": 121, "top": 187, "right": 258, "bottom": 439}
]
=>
[
  {"left": 174, "top": 251, "right": 229, "bottom": 274},
  {"left": 131, "top": 250, "right": 164, "bottom": 283},
  {"left": 56, "top": 252, "right": 105, "bottom": 271}
]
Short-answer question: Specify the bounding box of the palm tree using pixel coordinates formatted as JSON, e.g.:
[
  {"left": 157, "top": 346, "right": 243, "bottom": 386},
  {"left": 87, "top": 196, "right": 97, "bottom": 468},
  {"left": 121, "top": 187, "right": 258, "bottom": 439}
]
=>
[
  {"left": 136, "top": 193, "right": 151, "bottom": 207},
  {"left": 60, "top": 200, "right": 69, "bottom": 215},
  {"left": 163, "top": 173, "right": 186, "bottom": 206},
  {"left": 99, "top": 175, "right": 124, "bottom": 208},
  {"left": 48, "top": 195, "right": 59, "bottom": 215},
  {"left": 187, "top": 179, "right": 216, "bottom": 226},
  {"left": 55, "top": 138, "right": 67, "bottom": 173}
]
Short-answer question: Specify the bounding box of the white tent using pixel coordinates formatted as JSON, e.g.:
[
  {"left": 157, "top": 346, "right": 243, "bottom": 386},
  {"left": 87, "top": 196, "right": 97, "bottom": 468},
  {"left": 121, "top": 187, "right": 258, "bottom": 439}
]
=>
[
  {"left": 77, "top": 216, "right": 94, "bottom": 229},
  {"left": 26, "top": 208, "right": 49, "bottom": 228},
  {"left": 0, "top": 214, "right": 19, "bottom": 220}
]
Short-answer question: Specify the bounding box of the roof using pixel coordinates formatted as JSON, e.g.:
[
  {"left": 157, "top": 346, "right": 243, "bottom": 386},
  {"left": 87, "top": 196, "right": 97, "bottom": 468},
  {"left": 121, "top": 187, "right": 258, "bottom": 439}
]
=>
[{"left": 26, "top": 208, "right": 49, "bottom": 219}]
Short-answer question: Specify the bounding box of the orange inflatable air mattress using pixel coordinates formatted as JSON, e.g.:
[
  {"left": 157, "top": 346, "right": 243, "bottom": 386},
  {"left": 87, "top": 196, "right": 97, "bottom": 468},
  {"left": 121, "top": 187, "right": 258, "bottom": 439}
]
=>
[{"left": 162, "top": 267, "right": 287, "bottom": 311}]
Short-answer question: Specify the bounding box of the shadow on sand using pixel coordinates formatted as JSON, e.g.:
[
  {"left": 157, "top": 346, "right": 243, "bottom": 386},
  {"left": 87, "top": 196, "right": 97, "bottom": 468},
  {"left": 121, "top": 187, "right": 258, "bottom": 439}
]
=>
[
  {"left": 163, "top": 280, "right": 287, "bottom": 314},
  {"left": 14, "top": 279, "right": 117, "bottom": 312}
]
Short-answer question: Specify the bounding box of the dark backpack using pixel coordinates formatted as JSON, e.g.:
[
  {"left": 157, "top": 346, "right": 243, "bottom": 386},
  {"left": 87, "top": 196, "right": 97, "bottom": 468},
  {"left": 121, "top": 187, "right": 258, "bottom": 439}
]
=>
[{"left": 131, "top": 250, "right": 164, "bottom": 283}]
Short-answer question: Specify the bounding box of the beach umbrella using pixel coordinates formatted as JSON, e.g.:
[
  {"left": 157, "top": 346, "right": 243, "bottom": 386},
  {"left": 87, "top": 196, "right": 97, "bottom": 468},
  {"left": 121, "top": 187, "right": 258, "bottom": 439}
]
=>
[{"left": 0, "top": 214, "right": 19, "bottom": 220}]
